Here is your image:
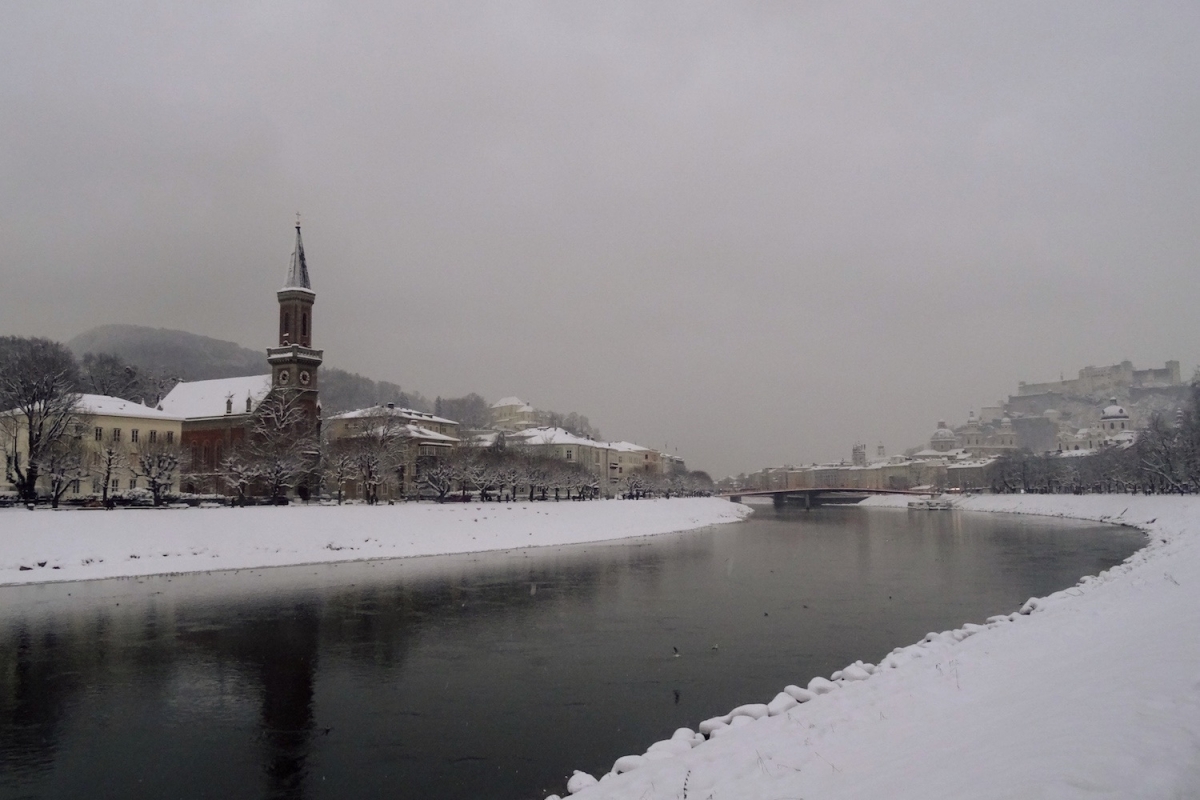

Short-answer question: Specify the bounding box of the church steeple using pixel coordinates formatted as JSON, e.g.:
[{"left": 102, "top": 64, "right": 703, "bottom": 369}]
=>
[
  {"left": 267, "top": 219, "right": 323, "bottom": 419},
  {"left": 285, "top": 221, "right": 312, "bottom": 290}
]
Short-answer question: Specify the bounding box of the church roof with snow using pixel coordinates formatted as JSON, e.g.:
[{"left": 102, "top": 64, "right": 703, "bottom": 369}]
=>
[{"left": 158, "top": 375, "right": 273, "bottom": 420}]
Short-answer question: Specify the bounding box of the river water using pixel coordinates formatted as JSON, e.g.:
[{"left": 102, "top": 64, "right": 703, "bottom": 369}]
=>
[{"left": 0, "top": 506, "right": 1142, "bottom": 800}]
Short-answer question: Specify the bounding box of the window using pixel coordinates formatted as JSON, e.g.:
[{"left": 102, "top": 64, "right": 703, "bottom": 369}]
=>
[
  {"left": 111, "top": 479, "right": 119, "bottom": 493},
  {"left": 131, "top": 429, "right": 139, "bottom": 443},
  {"left": 112, "top": 428, "right": 122, "bottom": 442},
  {"left": 149, "top": 430, "right": 157, "bottom": 444},
  {"left": 166, "top": 431, "right": 174, "bottom": 444},
  {"left": 94, "top": 427, "right": 103, "bottom": 441},
  {"left": 565, "top": 449, "right": 573, "bottom": 461},
  {"left": 302, "top": 312, "right": 308, "bottom": 338},
  {"left": 70, "top": 480, "right": 80, "bottom": 494},
  {"left": 129, "top": 478, "right": 137, "bottom": 490}
]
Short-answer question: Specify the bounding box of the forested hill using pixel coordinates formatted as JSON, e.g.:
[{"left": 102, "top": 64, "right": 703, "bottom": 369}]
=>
[
  {"left": 69, "top": 325, "right": 265, "bottom": 380},
  {"left": 67, "top": 324, "right": 428, "bottom": 413}
]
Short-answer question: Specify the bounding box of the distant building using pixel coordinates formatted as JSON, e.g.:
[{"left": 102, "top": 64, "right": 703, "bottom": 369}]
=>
[
  {"left": 482, "top": 426, "right": 666, "bottom": 493},
  {"left": 490, "top": 396, "right": 537, "bottom": 432},
  {"left": 1018, "top": 360, "right": 1181, "bottom": 398},
  {"left": 1056, "top": 399, "right": 1136, "bottom": 453}
]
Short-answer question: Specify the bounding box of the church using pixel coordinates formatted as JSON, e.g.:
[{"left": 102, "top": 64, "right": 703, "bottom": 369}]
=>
[{"left": 159, "top": 222, "right": 324, "bottom": 494}]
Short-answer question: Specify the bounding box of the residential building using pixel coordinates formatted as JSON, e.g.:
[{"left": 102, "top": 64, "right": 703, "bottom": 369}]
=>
[
  {"left": 2, "top": 394, "right": 184, "bottom": 500},
  {"left": 325, "top": 403, "right": 460, "bottom": 500}
]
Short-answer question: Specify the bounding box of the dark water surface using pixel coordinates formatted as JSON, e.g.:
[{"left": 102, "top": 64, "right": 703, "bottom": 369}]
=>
[{"left": 0, "top": 506, "right": 1143, "bottom": 800}]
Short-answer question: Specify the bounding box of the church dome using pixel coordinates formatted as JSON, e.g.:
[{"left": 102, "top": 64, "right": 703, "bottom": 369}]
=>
[
  {"left": 931, "top": 421, "right": 957, "bottom": 442},
  {"left": 1101, "top": 398, "right": 1129, "bottom": 420}
]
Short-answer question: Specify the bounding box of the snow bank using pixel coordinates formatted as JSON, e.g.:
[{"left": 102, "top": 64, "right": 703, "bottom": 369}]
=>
[
  {"left": 0, "top": 498, "right": 750, "bottom": 586},
  {"left": 558, "top": 494, "right": 1200, "bottom": 799}
]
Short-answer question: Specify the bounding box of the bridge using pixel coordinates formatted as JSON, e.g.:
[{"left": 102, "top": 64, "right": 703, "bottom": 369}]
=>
[{"left": 718, "top": 487, "right": 926, "bottom": 509}]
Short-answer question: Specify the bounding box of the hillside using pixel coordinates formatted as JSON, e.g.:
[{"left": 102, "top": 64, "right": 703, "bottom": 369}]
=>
[{"left": 68, "top": 325, "right": 428, "bottom": 413}]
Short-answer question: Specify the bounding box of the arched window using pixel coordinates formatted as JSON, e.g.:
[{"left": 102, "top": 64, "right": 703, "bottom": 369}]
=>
[
  {"left": 283, "top": 311, "right": 291, "bottom": 339},
  {"left": 302, "top": 312, "right": 308, "bottom": 338}
]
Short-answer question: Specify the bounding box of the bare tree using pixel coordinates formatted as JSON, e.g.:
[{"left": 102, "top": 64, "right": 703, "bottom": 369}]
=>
[
  {"left": 419, "top": 459, "right": 456, "bottom": 503},
  {"left": 131, "top": 444, "right": 182, "bottom": 507},
  {"left": 41, "top": 433, "right": 87, "bottom": 508},
  {"left": 322, "top": 439, "right": 357, "bottom": 504},
  {"left": 0, "top": 337, "right": 82, "bottom": 503},
  {"left": 249, "top": 388, "right": 318, "bottom": 503},
  {"left": 95, "top": 441, "right": 126, "bottom": 505},
  {"left": 220, "top": 449, "right": 258, "bottom": 506}
]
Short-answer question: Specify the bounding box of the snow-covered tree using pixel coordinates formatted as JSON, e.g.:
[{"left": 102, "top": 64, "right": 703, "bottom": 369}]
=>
[
  {"left": 248, "top": 388, "right": 319, "bottom": 503},
  {"left": 131, "top": 444, "right": 181, "bottom": 506},
  {"left": 0, "top": 337, "right": 82, "bottom": 503},
  {"left": 41, "top": 432, "right": 87, "bottom": 508},
  {"left": 220, "top": 450, "right": 259, "bottom": 506}
]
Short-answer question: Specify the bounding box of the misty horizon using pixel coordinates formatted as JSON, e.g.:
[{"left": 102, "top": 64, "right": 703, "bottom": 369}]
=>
[{"left": 3, "top": 2, "right": 1198, "bottom": 477}]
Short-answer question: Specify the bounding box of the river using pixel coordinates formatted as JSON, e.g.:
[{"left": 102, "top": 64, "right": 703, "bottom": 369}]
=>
[{"left": 0, "top": 505, "right": 1143, "bottom": 800}]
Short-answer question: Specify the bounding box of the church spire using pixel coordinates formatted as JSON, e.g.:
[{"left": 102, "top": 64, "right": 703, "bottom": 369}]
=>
[{"left": 285, "top": 217, "right": 312, "bottom": 290}]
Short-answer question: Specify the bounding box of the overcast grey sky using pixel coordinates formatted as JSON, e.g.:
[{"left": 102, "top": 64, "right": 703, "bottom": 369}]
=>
[{"left": 2, "top": 2, "right": 1198, "bottom": 477}]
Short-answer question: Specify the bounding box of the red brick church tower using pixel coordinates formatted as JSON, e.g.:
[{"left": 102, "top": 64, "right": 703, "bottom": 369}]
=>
[{"left": 266, "top": 221, "right": 324, "bottom": 420}]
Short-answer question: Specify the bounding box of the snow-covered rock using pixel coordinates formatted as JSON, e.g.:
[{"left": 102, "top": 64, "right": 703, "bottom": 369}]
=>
[
  {"left": 565, "top": 770, "right": 596, "bottom": 794},
  {"left": 766, "top": 691, "right": 798, "bottom": 716},
  {"left": 806, "top": 676, "right": 839, "bottom": 694},
  {"left": 611, "top": 755, "right": 646, "bottom": 774}
]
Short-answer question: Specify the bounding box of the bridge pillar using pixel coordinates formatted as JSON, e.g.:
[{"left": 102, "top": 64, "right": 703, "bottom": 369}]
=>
[
  {"left": 804, "top": 492, "right": 812, "bottom": 510},
  {"left": 773, "top": 492, "right": 785, "bottom": 509},
  {"left": 729, "top": 495, "right": 741, "bottom": 503}
]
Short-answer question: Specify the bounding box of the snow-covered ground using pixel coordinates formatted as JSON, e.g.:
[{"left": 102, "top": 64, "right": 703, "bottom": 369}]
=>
[
  {"left": 552, "top": 494, "right": 1200, "bottom": 800},
  {"left": 0, "top": 497, "right": 750, "bottom": 586}
]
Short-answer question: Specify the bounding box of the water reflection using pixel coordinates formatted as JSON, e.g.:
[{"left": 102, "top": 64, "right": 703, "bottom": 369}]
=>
[{"left": 0, "top": 508, "right": 1142, "bottom": 800}]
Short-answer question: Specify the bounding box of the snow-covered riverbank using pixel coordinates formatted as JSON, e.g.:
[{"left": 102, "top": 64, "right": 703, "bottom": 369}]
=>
[
  {"left": 555, "top": 494, "right": 1200, "bottom": 800},
  {"left": 0, "top": 498, "right": 750, "bottom": 586}
]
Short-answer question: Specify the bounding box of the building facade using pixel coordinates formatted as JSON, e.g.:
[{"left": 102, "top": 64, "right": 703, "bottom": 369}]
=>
[{"left": 2, "top": 394, "right": 184, "bottom": 500}]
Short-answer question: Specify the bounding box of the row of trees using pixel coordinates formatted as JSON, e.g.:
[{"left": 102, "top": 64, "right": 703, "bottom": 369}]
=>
[
  {"left": 322, "top": 435, "right": 713, "bottom": 505},
  {"left": 987, "top": 383, "right": 1200, "bottom": 495}
]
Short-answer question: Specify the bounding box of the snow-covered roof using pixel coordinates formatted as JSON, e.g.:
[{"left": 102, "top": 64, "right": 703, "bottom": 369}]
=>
[
  {"left": 158, "top": 375, "right": 273, "bottom": 419},
  {"left": 508, "top": 427, "right": 595, "bottom": 448},
  {"left": 403, "top": 424, "right": 459, "bottom": 443},
  {"left": 329, "top": 405, "right": 458, "bottom": 425},
  {"left": 491, "top": 396, "right": 530, "bottom": 409},
  {"left": 359, "top": 422, "right": 459, "bottom": 443},
  {"left": 606, "top": 440, "right": 652, "bottom": 453},
  {"left": 77, "top": 394, "right": 184, "bottom": 421}
]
